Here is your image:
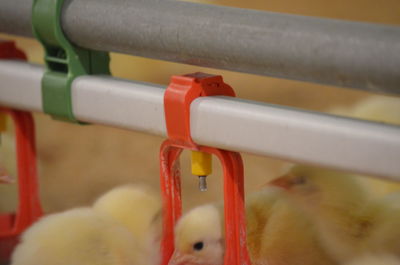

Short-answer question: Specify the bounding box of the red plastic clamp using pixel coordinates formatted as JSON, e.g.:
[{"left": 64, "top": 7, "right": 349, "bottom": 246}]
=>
[
  {"left": 0, "top": 40, "right": 27, "bottom": 60},
  {"left": 0, "top": 39, "right": 41, "bottom": 262},
  {"left": 164, "top": 73, "right": 235, "bottom": 149},
  {"left": 0, "top": 40, "right": 41, "bottom": 261},
  {"left": 160, "top": 73, "right": 251, "bottom": 265},
  {"left": 0, "top": 108, "right": 43, "bottom": 262}
]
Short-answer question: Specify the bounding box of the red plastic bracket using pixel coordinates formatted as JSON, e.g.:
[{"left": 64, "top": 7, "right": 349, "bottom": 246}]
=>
[
  {"left": 0, "top": 40, "right": 27, "bottom": 60},
  {"left": 0, "top": 108, "right": 43, "bottom": 261},
  {"left": 0, "top": 40, "right": 41, "bottom": 261},
  {"left": 160, "top": 73, "right": 251, "bottom": 265},
  {"left": 0, "top": 39, "right": 39, "bottom": 261},
  {"left": 164, "top": 73, "right": 235, "bottom": 149}
]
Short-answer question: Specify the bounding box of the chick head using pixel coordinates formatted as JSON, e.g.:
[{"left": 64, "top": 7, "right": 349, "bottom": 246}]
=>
[
  {"left": 169, "top": 204, "right": 224, "bottom": 265},
  {"left": 93, "top": 184, "right": 161, "bottom": 242},
  {"left": 0, "top": 168, "right": 14, "bottom": 184},
  {"left": 268, "top": 165, "right": 367, "bottom": 213}
]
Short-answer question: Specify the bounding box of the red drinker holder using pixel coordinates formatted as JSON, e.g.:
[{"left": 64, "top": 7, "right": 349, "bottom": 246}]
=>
[
  {"left": 0, "top": 40, "right": 43, "bottom": 262},
  {"left": 160, "top": 73, "right": 251, "bottom": 265},
  {"left": 0, "top": 108, "right": 43, "bottom": 261}
]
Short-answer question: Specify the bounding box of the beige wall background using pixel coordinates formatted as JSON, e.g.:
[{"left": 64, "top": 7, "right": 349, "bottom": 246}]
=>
[{"left": 0, "top": 0, "right": 399, "bottom": 214}]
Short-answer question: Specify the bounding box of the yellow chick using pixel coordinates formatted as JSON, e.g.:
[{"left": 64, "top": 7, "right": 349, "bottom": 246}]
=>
[
  {"left": 362, "top": 192, "right": 400, "bottom": 256},
  {"left": 330, "top": 96, "right": 400, "bottom": 196},
  {"left": 245, "top": 187, "right": 337, "bottom": 265},
  {"left": 169, "top": 187, "right": 338, "bottom": 265},
  {"left": 346, "top": 254, "right": 400, "bottom": 265},
  {"left": 255, "top": 197, "right": 337, "bottom": 265},
  {"left": 171, "top": 204, "right": 224, "bottom": 265},
  {"left": 11, "top": 208, "right": 147, "bottom": 265},
  {"left": 269, "top": 165, "right": 400, "bottom": 262},
  {"left": 349, "top": 96, "right": 400, "bottom": 125},
  {"left": 93, "top": 184, "right": 162, "bottom": 265},
  {"left": 329, "top": 96, "right": 400, "bottom": 126}
]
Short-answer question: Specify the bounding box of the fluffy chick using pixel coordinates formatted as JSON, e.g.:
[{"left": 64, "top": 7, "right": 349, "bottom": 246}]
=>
[
  {"left": 330, "top": 96, "right": 400, "bottom": 196},
  {"left": 245, "top": 187, "right": 337, "bottom": 265},
  {"left": 350, "top": 96, "right": 400, "bottom": 125},
  {"left": 255, "top": 197, "right": 337, "bottom": 265},
  {"left": 93, "top": 184, "right": 162, "bottom": 265},
  {"left": 269, "top": 165, "right": 400, "bottom": 262},
  {"left": 169, "top": 187, "right": 337, "bottom": 265},
  {"left": 171, "top": 204, "right": 224, "bottom": 265},
  {"left": 330, "top": 96, "right": 400, "bottom": 126},
  {"left": 362, "top": 192, "right": 400, "bottom": 256},
  {"left": 11, "top": 208, "right": 147, "bottom": 265},
  {"left": 351, "top": 96, "right": 400, "bottom": 195},
  {"left": 346, "top": 254, "right": 400, "bottom": 265}
]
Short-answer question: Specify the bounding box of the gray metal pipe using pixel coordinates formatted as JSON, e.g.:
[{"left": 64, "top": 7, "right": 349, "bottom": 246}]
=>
[
  {"left": 1, "top": 0, "right": 400, "bottom": 94},
  {"left": 0, "top": 0, "right": 32, "bottom": 37}
]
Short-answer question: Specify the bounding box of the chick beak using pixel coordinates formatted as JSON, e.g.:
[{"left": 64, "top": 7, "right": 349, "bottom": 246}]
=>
[
  {"left": 168, "top": 250, "right": 190, "bottom": 265},
  {"left": 0, "top": 169, "right": 14, "bottom": 184},
  {"left": 268, "top": 175, "right": 293, "bottom": 190}
]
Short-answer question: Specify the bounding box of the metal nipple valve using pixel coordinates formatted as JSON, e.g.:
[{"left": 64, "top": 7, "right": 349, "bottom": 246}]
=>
[{"left": 198, "top": 175, "right": 208, "bottom": 192}]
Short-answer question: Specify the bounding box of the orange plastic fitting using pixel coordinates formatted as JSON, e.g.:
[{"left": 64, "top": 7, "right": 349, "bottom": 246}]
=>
[
  {"left": 0, "top": 108, "right": 43, "bottom": 262},
  {"left": 160, "top": 73, "right": 251, "bottom": 265},
  {"left": 0, "top": 39, "right": 42, "bottom": 262}
]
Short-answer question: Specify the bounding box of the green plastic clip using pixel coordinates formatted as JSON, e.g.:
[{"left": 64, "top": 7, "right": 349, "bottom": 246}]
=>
[{"left": 32, "top": 0, "right": 110, "bottom": 123}]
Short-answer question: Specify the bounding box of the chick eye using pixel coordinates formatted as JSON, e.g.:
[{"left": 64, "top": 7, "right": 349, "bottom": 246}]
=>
[
  {"left": 193, "top": 241, "right": 204, "bottom": 251},
  {"left": 293, "top": 175, "right": 306, "bottom": 185}
]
